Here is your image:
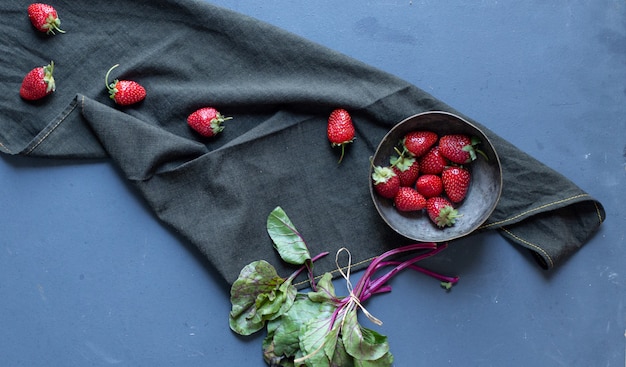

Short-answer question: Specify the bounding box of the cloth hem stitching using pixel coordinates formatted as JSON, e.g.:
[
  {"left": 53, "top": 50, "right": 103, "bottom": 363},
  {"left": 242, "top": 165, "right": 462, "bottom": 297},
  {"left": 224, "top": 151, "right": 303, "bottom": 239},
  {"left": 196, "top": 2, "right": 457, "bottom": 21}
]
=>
[
  {"left": 479, "top": 193, "right": 593, "bottom": 230},
  {"left": 499, "top": 226, "right": 555, "bottom": 268},
  {"left": 24, "top": 96, "right": 80, "bottom": 155}
]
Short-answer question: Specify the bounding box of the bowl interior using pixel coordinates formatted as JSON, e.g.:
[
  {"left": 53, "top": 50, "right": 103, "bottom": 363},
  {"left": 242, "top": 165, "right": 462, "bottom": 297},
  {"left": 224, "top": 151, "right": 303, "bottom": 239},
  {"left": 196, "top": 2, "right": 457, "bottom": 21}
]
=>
[{"left": 369, "top": 111, "right": 502, "bottom": 243}]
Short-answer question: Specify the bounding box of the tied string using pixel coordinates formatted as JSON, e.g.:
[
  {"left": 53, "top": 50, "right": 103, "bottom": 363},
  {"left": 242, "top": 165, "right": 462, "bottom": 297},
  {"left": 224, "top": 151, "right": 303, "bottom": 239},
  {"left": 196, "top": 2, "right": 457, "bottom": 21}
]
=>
[{"left": 335, "top": 247, "right": 383, "bottom": 326}]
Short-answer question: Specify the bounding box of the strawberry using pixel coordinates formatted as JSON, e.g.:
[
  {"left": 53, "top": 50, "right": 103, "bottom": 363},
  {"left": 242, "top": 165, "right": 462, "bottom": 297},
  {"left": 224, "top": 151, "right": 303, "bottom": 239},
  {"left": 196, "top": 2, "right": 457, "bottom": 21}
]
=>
[
  {"left": 438, "top": 134, "right": 483, "bottom": 164},
  {"left": 426, "top": 196, "right": 461, "bottom": 228},
  {"left": 442, "top": 166, "right": 471, "bottom": 203},
  {"left": 419, "top": 146, "right": 448, "bottom": 175},
  {"left": 415, "top": 174, "right": 443, "bottom": 198},
  {"left": 105, "top": 64, "right": 146, "bottom": 106},
  {"left": 187, "top": 107, "right": 233, "bottom": 137},
  {"left": 20, "top": 61, "right": 56, "bottom": 100},
  {"left": 327, "top": 108, "right": 355, "bottom": 163},
  {"left": 394, "top": 187, "right": 426, "bottom": 212},
  {"left": 27, "top": 3, "right": 65, "bottom": 35},
  {"left": 372, "top": 165, "right": 400, "bottom": 199},
  {"left": 402, "top": 131, "right": 437, "bottom": 157},
  {"left": 391, "top": 153, "right": 419, "bottom": 187}
]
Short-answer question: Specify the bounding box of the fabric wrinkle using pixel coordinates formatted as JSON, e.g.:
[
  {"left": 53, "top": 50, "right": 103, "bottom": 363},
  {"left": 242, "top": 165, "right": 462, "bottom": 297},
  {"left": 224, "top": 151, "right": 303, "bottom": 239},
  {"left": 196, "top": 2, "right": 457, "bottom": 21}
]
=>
[{"left": 21, "top": 96, "right": 80, "bottom": 155}]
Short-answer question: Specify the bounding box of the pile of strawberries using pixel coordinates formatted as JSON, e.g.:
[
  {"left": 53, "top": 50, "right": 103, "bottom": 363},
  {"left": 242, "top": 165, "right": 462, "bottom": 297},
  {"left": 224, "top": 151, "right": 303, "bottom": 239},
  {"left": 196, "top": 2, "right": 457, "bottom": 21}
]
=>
[
  {"left": 19, "top": 3, "right": 232, "bottom": 137},
  {"left": 372, "top": 130, "right": 484, "bottom": 228}
]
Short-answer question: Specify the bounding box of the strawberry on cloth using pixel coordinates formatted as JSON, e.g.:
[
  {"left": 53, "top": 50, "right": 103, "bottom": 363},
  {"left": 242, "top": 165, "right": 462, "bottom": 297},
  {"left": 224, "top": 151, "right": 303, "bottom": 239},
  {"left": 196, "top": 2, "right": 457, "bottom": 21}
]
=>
[
  {"left": 105, "top": 64, "right": 146, "bottom": 106},
  {"left": 187, "top": 107, "right": 232, "bottom": 137},
  {"left": 327, "top": 108, "right": 355, "bottom": 163},
  {"left": 27, "top": 3, "right": 65, "bottom": 35},
  {"left": 19, "top": 61, "right": 56, "bottom": 100}
]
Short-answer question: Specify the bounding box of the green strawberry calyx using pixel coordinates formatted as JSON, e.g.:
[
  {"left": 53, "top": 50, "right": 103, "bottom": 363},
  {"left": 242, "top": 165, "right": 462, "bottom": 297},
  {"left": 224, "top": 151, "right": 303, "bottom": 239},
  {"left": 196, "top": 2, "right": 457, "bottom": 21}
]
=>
[
  {"left": 435, "top": 205, "right": 462, "bottom": 228},
  {"left": 209, "top": 112, "right": 233, "bottom": 135},
  {"left": 43, "top": 61, "right": 56, "bottom": 93},
  {"left": 462, "top": 136, "right": 489, "bottom": 162},
  {"left": 372, "top": 165, "right": 396, "bottom": 185},
  {"left": 44, "top": 13, "right": 65, "bottom": 35}
]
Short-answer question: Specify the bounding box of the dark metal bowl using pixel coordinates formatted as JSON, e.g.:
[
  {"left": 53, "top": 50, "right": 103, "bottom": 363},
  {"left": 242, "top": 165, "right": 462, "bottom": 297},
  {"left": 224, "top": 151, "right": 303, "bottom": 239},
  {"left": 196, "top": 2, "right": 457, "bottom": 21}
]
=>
[{"left": 369, "top": 111, "right": 503, "bottom": 243}]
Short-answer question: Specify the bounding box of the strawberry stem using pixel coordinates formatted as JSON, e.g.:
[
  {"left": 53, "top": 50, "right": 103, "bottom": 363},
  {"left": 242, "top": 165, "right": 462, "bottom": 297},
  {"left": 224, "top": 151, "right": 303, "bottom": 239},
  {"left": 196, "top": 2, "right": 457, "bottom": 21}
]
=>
[
  {"left": 476, "top": 148, "right": 489, "bottom": 161},
  {"left": 337, "top": 143, "right": 346, "bottom": 164},
  {"left": 105, "top": 64, "right": 120, "bottom": 91}
]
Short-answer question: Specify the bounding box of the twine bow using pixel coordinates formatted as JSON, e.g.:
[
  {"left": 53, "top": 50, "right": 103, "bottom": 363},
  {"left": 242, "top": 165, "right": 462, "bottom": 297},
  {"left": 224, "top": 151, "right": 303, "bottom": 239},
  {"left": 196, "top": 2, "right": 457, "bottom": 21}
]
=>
[{"left": 335, "top": 247, "right": 383, "bottom": 326}]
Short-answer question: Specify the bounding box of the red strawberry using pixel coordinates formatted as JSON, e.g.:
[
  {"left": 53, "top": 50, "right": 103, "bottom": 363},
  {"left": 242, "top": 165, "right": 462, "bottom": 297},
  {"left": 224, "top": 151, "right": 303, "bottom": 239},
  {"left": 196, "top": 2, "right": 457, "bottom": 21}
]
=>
[
  {"left": 28, "top": 3, "right": 65, "bottom": 35},
  {"left": 187, "top": 107, "right": 232, "bottom": 137},
  {"left": 391, "top": 154, "right": 419, "bottom": 187},
  {"left": 426, "top": 196, "right": 461, "bottom": 228},
  {"left": 442, "top": 166, "right": 471, "bottom": 203},
  {"left": 105, "top": 64, "right": 146, "bottom": 106},
  {"left": 438, "top": 134, "right": 482, "bottom": 164},
  {"left": 402, "top": 131, "right": 437, "bottom": 157},
  {"left": 372, "top": 165, "right": 400, "bottom": 199},
  {"left": 419, "top": 146, "right": 448, "bottom": 175},
  {"left": 327, "top": 108, "right": 355, "bottom": 164},
  {"left": 394, "top": 187, "right": 426, "bottom": 212},
  {"left": 415, "top": 174, "right": 443, "bottom": 198},
  {"left": 20, "top": 61, "right": 55, "bottom": 100}
]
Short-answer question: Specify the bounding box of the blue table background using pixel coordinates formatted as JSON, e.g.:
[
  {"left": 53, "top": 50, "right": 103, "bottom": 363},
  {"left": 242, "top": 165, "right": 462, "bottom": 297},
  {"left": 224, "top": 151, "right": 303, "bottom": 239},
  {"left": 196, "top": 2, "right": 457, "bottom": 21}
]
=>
[{"left": 1, "top": 1, "right": 624, "bottom": 366}]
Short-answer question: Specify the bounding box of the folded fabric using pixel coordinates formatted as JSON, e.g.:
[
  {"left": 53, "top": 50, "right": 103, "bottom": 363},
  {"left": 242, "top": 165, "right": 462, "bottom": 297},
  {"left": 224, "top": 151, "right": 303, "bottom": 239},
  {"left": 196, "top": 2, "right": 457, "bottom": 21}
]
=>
[{"left": 1, "top": 0, "right": 605, "bottom": 285}]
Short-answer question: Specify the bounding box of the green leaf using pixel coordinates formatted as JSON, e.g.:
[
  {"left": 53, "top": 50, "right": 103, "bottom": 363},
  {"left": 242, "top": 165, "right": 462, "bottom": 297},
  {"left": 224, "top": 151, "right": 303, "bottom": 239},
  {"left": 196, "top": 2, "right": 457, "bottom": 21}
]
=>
[
  {"left": 256, "top": 278, "right": 297, "bottom": 321},
  {"left": 330, "top": 338, "right": 355, "bottom": 367},
  {"left": 263, "top": 330, "right": 295, "bottom": 367},
  {"left": 229, "top": 260, "right": 296, "bottom": 335},
  {"left": 341, "top": 308, "right": 390, "bottom": 361},
  {"left": 299, "top": 310, "right": 339, "bottom": 367},
  {"left": 353, "top": 352, "right": 394, "bottom": 367},
  {"left": 263, "top": 294, "right": 337, "bottom": 366},
  {"left": 269, "top": 294, "right": 321, "bottom": 358},
  {"left": 267, "top": 206, "right": 311, "bottom": 265},
  {"left": 307, "top": 272, "right": 337, "bottom": 303}
]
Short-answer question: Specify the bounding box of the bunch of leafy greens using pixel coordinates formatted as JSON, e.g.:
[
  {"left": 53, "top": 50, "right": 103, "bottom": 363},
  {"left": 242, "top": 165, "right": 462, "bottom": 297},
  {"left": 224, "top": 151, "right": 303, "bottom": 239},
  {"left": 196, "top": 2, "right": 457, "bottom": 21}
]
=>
[{"left": 229, "top": 206, "right": 459, "bottom": 367}]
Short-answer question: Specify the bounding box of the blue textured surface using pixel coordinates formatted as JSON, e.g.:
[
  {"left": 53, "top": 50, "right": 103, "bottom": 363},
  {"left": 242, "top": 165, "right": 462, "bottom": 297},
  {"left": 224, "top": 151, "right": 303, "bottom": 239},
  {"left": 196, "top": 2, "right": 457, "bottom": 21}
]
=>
[{"left": 1, "top": 1, "right": 625, "bottom": 366}]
